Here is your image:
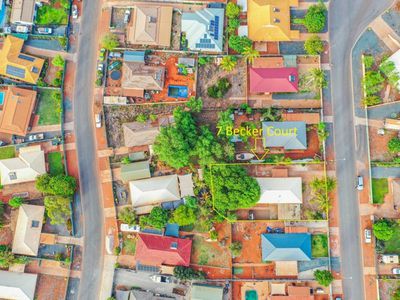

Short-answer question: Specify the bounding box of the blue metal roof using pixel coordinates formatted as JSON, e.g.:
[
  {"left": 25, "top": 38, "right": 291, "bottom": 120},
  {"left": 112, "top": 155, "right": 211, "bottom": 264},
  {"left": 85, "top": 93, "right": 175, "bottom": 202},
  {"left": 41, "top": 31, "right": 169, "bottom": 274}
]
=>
[
  {"left": 165, "top": 223, "right": 179, "bottom": 238},
  {"left": 261, "top": 233, "right": 312, "bottom": 261},
  {"left": 123, "top": 51, "right": 145, "bottom": 63}
]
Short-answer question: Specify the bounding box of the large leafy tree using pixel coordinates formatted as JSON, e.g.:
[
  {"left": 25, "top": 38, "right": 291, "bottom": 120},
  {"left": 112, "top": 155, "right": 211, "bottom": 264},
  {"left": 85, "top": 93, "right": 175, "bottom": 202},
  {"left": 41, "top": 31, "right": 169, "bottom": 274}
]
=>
[
  {"left": 304, "top": 35, "right": 324, "bottom": 55},
  {"left": 118, "top": 207, "right": 137, "bottom": 226},
  {"left": 226, "top": 2, "right": 241, "bottom": 19},
  {"left": 314, "top": 270, "right": 333, "bottom": 287},
  {"left": 101, "top": 33, "right": 119, "bottom": 51},
  {"left": 295, "top": 2, "right": 327, "bottom": 33},
  {"left": 36, "top": 174, "right": 77, "bottom": 196},
  {"left": 139, "top": 207, "right": 169, "bottom": 229},
  {"left": 373, "top": 219, "right": 395, "bottom": 241},
  {"left": 206, "top": 165, "right": 260, "bottom": 213},
  {"left": 194, "top": 126, "right": 224, "bottom": 167},
  {"left": 186, "top": 96, "right": 203, "bottom": 113},
  {"left": 44, "top": 196, "right": 71, "bottom": 225},
  {"left": 170, "top": 205, "right": 196, "bottom": 226}
]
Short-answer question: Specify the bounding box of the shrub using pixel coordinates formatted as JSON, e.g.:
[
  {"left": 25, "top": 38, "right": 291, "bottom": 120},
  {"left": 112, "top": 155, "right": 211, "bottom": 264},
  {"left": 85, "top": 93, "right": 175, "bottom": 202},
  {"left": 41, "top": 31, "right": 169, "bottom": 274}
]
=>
[
  {"left": 139, "top": 207, "right": 169, "bottom": 229},
  {"left": 186, "top": 96, "right": 203, "bottom": 113},
  {"left": 173, "top": 266, "right": 205, "bottom": 280},
  {"left": 44, "top": 196, "right": 71, "bottom": 225},
  {"left": 52, "top": 55, "right": 65, "bottom": 68},
  {"left": 363, "top": 55, "right": 375, "bottom": 70},
  {"left": 227, "top": 18, "right": 240, "bottom": 34},
  {"left": 229, "top": 241, "right": 243, "bottom": 257},
  {"left": 226, "top": 2, "right": 241, "bottom": 19},
  {"left": 9, "top": 197, "right": 24, "bottom": 208},
  {"left": 294, "top": 2, "right": 327, "bottom": 33},
  {"left": 118, "top": 207, "right": 137, "bottom": 226},
  {"left": 373, "top": 219, "right": 395, "bottom": 241},
  {"left": 136, "top": 113, "right": 148, "bottom": 123},
  {"left": 361, "top": 95, "right": 382, "bottom": 107},
  {"left": 363, "top": 71, "right": 385, "bottom": 96},
  {"left": 101, "top": 33, "right": 119, "bottom": 51},
  {"left": 388, "top": 137, "right": 400, "bottom": 154},
  {"left": 304, "top": 35, "right": 324, "bottom": 55},
  {"left": 314, "top": 269, "right": 333, "bottom": 286},
  {"left": 228, "top": 35, "right": 252, "bottom": 53},
  {"left": 207, "top": 78, "right": 232, "bottom": 99}
]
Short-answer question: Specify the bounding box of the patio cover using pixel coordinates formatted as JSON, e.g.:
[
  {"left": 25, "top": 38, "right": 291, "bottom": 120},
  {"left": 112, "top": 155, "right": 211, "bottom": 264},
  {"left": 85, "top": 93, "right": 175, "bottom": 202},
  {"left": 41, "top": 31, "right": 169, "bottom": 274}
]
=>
[{"left": 270, "top": 283, "right": 286, "bottom": 296}]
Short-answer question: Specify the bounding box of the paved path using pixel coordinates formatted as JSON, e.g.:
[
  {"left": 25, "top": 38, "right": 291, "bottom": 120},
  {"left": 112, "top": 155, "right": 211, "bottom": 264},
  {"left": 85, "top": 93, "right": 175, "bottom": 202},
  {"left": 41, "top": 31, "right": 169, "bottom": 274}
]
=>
[
  {"left": 371, "top": 166, "right": 400, "bottom": 178},
  {"left": 370, "top": 16, "right": 400, "bottom": 51},
  {"left": 329, "top": 1, "right": 394, "bottom": 299},
  {"left": 24, "top": 46, "right": 76, "bottom": 61}
]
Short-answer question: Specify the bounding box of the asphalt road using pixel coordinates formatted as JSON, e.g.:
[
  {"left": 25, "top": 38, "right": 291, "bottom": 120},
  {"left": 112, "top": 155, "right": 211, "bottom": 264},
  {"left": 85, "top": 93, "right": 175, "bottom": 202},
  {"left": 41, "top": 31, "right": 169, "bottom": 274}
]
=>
[
  {"left": 72, "top": 1, "right": 104, "bottom": 299},
  {"left": 329, "top": 1, "right": 394, "bottom": 299}
]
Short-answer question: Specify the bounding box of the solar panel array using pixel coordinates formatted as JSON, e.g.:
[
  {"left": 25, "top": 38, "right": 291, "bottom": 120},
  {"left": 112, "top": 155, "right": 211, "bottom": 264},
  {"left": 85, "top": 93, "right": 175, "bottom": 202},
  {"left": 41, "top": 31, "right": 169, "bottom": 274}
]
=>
[
  {"left": 209, "top": 16, "right": 220, "bottom": 40},
  {"left": 195, "top": 42, "right": 216, "bottom": 49},
  {"left": 6, "top": 65, "right": 25, "bottom": 79},
  {"left": 18, "top": 54, "right": 35, "bottom": 62}
]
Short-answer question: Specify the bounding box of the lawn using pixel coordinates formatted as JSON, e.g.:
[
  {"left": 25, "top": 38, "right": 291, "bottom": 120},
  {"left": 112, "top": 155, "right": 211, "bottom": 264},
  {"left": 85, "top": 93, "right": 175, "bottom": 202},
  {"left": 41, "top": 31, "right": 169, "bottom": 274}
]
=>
[
  {"left": 372, "top": 178, "right": 389, "bottom": 204},
  {"left": 311, "top": 234, "right": 328, "bottom": 257},
  {"left": 35, "top": 0, "right": 69, "bottom": 25},
  {"left": 123, "top": 239, "right": 136, "bottom": 255},
  {"left": 383, "top": 224, "right": 400, "bottom": 254},
  {"left": 37, "top": 89, "right": 62, "bottom": 125},
  {"left": 48, "top": 152, "right": 65, "bottom": 175},
  {"left": 0, "top": 146, "right": 15, "bottom": 160}
]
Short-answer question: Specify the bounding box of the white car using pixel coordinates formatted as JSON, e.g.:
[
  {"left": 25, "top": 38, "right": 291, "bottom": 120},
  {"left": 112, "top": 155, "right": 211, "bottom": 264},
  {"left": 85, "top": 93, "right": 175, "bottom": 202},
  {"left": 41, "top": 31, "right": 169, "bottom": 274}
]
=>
[
  {"left": 37, "top": 27, "right": 52, "bottom": 35},
  {"left": 392, "top": 268, "right": 400, "bottom": 274},
  {"left": 356, "top": 176, "right": 364, "bottom": 191},
  {"left": 15, "top": 25, "right": 29, "bottom": 33},
  {"left": 120, "top": 224, "right": 140, "bottom": 232},
  {"left": 364, "top": 229, "right": 372, "bottom": 243},
  {"left": 97, "top": 63, "right": 104, "bottom": 73},
  {"left": 95, "top": 114, "right": 102, "bottom": 128},
  {"left": 72, "top": 5, "right": 78, "bottom": 19}
]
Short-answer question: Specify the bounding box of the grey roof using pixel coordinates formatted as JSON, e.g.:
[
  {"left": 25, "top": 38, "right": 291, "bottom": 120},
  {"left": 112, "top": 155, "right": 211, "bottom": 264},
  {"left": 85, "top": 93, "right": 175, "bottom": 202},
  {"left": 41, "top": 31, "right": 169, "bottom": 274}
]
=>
[
  {"left": 120, "top": 160, "right": 151, "bottom": 182},
  {"left": 181, "top": 8, "right": 225, "bottom": 52},
  {"left": 262, "top": 121, "right": 307, "bottom": 150},
  {"left": 261, "top": 233, "right": 312, "bottom": 261},
  {"left": 178, "top": 57, "right": 195, "bottom": 67},
  {"left": 0, "top": 271, "right": 37, "bottom": 300},
  {"left": 124, "top": 51, "right": 145, "bottom": 63}
]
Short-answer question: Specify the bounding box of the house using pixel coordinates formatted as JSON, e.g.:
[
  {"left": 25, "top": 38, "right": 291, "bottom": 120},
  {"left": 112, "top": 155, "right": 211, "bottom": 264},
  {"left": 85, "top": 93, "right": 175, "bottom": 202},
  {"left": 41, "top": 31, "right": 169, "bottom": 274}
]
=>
[
  {"left": 262, "top": 122, "right": 307, "bottom": 150},
  {"left": 12, "top": 204, "right": 45, "bottom": 256},
  {"left": 270, "top": 284, "right": 314, "bottom": 300},
  {"left": 127, "top": 5, "right": 173, "bottom": 47},
  {"left": 0, "top": 36, "right": 44, "bottom": 84},
  {"left": 247, "top": 0, "right": 299, "bottom": 41},
  {"left": 135, "top": 233, "right": 192, "bottom": 266},
  {"left": 10, "top": 0, "right": 36, "bottom": 25},
  {"left": 191, "top": 284, "right": 223, "bottom": 300},
  {"left": 386, "top": 49, "right": 400, "bottom": 90},
  {"left": 122, "top": 62, "right": 165, "bottom": 91},
  {"left": 178, "top": 173, "right": 195, "bottom": 197},
  {"left": 0, "top": 86, "right": 37, "bottom": 136},
  {"left": 0, "top": 270, "right": 37, "bottom": 300},
  {"left": 256, "top": 177, "right": 302, "bottom": 204},
  {"left": 249, "top": 67, "right": 299, "bottom": 93},
  {"left": 120, "top": 160, "right": 151, "bottom": 182},
  {"left": 122, "top": 121, "right": 160, "bottom": 147},
  {"left": 181, "top": 8, "right": 225, "bottom": 52},
  {"left": 261, "top": 233, "right": 312, "bottom": 261},
  {"left": 0, "top": 145, "right": 46, "bottom": 186},
  {"left": 129, "top": 174, "right": 180, "bottom": 207}
]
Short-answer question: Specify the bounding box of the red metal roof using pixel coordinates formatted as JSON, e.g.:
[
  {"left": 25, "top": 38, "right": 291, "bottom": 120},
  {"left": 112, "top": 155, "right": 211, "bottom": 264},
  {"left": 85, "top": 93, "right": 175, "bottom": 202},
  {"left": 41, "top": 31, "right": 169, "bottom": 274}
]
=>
[
  {"left": 249, "top": 67, "right": 299, "bottom": 93},
  {"left": 135, "top": 233, "right": 192, "bottom": 267}
]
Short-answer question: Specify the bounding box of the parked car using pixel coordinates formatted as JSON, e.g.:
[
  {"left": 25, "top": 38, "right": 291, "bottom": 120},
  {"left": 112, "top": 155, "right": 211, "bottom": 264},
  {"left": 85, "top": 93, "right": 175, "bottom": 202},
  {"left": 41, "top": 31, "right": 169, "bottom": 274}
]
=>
[
  {"left": 236, "top": 153, "right": 255, "bottom": 161},
  {"left": 150, "top": 275, "right": 174, "bottom": 283},
  {"left": 97, "top": 63, "right": 104, "bottom": 73},
  {"left": 109, "top": 51, "right": 122, "bottom": 59},
  {"left": 95, "top": 114, "right": 102, "bottom": 128},
  {"left": 315, "top": 287, "right": 324, "bottom": 294},
  {"left": 108, "top": 60, "right": 122, "bottom": 71},
  {"left": 124, "top": 10, "right": 131, "bottom": 23},
  {"left": 15, "top": 25, "right": 29, "bottom": 33},
  {"left": 392, "top": 268, "right": 400, "bottom": 274},
  {"left": 356, "top": 176, "right": 364, "bottom": 191},
  {"left": 99, "top": 48, "right": 106, "bottom": 61},
  {"left": 37, "top": 27, "right": 52, "bottom": 35},
  {"left": 27, "top": 133, "right": 44, "bottom": 142},
  {"left": 248, "top": 210, "right": 254, "bottom": 220},
  {"left": 72, "top": 5, "right": 78, "bottom": 19},
  {"left": 120, "top": 224, "right": 140, "bottom": 232},
  {"left": 364, "top": 228, "right": 372, "bottom": 243}
]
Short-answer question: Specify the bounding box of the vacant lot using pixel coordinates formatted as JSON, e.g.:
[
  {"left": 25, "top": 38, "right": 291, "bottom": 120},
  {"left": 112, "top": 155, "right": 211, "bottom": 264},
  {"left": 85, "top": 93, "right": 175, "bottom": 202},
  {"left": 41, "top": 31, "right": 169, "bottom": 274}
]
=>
[
  {"left": 191, "top": 234, "right": 231, "bottom": 268},
  {"left": 48, "top": 152, "right": 65, "bottom": 175},
  {"left": 372, "top": 178, "right": 389, "bottom": 204},
  {"left": 37, "top": 89, "right": 61, "bottom": 125},
  {"left": 34, "top": 275, "right": 68, "bottom": 300}
]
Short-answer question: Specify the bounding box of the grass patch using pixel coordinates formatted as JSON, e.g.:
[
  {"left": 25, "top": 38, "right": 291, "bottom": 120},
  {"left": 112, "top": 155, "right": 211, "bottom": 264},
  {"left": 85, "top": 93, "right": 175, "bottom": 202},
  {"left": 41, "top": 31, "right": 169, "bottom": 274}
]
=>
[
  {"left": 37, "top": 89, "right": 62, "bottom": 125},
  {"left": 311, "top": 234, "right": 328, "bottom": 257},
  {"left": 35, "top": 0, "right": 69, "bottom": 25},
  {"left": 0, "top": 146, "right": 16, "bottom": 160},
  {"left": 48, "top": 152, "right": 65, "bottom": 175},
  {"left": 372, "top": 178, "right": 389, "bottom": 204},
  {"left": 123, "top": 239, "right": 136, "bottom": 255},
  {"left": 382, "top": 224, "right": 400, "bottom": 254}
]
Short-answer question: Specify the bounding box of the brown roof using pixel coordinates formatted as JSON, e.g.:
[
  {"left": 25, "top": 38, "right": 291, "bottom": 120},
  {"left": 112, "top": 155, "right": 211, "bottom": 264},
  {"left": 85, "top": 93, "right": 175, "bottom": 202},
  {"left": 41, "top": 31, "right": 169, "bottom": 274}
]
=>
[
  {"left": 127, "top": 5, "right": 173, "bottom": 47},
  {"left": 122, "top": 121, "right": 160, "bottom": 147},
  {"left": 122, "top": 62, "right": 165, "bottom": 91},
  {"left": 252, "top": 57, "right": 284, "bottom": 68},
  {"left": 282, "top": 113, "right": 320, "bottom": 124},
  {"left": 10, "top": 0, "right": 36, "bottom": 24},
  {"left": 0, "top": 86, "right": 36, "bottom": 136},
  {"left": 288, "top": 286, "right": 311, "bottom": 296}
]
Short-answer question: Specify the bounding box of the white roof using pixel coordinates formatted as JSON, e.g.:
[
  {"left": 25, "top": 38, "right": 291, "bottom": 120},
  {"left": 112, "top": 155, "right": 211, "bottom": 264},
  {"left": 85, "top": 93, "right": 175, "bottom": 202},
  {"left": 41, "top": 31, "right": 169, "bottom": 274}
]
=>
[
  {"left": 129, "top": 175, "right": 180, "bottom": 207},
  {"left": 0, "top": 145, "right": 46, "bottom": 185},
  {"left": 238, "top": 25, "right": 248, "bottom": 37},
  {"left": 0, "top": 271, "right": 37, "bottom": 300},
  {"left": 237, "top": 0, "right": 247, "bottom": 12},
  {"left": 178, "top": 174, "right": 195, "bottom": 197},
  {"left": 12, "top": 204, "right": 45, "bottom": 256},
  {"left": 387, "top": 49, "right": 400, "bottom": 90},
  {"left": 256, "top": 177, "right": 303, "bottom": 204}
]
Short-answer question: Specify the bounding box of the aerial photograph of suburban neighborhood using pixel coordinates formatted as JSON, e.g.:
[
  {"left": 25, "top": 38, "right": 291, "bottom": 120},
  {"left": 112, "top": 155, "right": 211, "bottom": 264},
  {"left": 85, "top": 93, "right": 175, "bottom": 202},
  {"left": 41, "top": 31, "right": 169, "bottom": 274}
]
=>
[{"left": 1, "top": 0, "right": 400, "bottom": 299}]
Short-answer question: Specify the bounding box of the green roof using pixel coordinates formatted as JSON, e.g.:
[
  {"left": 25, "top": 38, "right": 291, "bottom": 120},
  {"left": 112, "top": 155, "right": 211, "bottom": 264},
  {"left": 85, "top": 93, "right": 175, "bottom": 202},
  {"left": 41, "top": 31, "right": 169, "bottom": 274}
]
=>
[
  {"left": 121, "top": 161, "right": 150, "bottom": 182},
  {"left": 191, "top": 284, "right": 223, "bottom": 300}
]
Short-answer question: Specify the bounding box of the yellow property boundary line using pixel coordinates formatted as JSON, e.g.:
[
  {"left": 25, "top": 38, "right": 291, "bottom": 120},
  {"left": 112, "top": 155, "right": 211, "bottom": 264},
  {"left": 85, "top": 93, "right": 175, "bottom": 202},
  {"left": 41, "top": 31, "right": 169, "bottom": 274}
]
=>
[{"left": 208, "top": 161, "right": 330, "bottom": 223}]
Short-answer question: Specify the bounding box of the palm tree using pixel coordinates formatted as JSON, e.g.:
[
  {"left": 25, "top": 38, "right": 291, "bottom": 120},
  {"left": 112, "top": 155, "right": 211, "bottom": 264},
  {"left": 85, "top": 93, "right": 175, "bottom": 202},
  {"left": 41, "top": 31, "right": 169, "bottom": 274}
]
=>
[
  {"left": 220, "top": 55, "right": 237, "bottom": 72},
  {"left": 304, "top": 68, "right": 327, "bottom": 91},
  {"left": 242, "top": 46, "right": 260, "bottom": 64}
]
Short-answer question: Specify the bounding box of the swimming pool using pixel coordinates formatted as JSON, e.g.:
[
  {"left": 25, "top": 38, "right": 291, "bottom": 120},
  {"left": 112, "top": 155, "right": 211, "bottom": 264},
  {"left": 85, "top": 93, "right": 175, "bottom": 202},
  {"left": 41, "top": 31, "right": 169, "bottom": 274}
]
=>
[
  {"left": 0, "top": 2, "right": 6, "bottom": 28},
  {"left": 245, "top": 290, "right": 258, "bottom": 300},
  {"left": 0, "top": 92, "right": 5, "bottom": 106},
  {"left": 168, "top": 85, "right": 188, "bottom": 98}
]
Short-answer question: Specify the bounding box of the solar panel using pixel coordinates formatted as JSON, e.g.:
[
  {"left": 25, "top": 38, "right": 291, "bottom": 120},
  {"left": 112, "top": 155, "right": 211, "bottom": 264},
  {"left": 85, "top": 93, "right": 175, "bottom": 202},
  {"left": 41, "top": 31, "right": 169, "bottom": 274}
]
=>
[
  {"left": 214, "top": 16, "right": 220, "bottom": 40},
  {"left": 6, "top": 65, "right": 25, "bottom": 79},
  {"left": 18, "top": 54, "right": 35, "bottom": 62},
  {"left": 195, "top": 43, "right": 215, "bottom": 49}
]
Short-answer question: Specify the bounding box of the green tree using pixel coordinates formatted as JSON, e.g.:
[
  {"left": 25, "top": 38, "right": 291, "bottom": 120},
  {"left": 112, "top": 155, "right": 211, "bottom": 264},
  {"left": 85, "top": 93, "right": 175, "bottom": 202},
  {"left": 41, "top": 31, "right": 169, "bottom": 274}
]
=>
[
  {"left": 362, "top": 95, "right": 382, "bottom": 107},
  {"left": 44, "top": 196, "right": 71, "bottom": 225},
  {"left": 101, "top": 33, "right": 119, "bottom": 51},
  {"left": 0, "top": 246, "right": 17, "bottom": 268},
  {"left": 220, "top": 56, "right": 237, "bottom": 72},
  {"left": 304, "top": 35, "right": 324, "bottom": 55},
  {"left": 373, "top": 219, "right": 395, "bottom": 241},
  {"left": 242, "top": 46, "right": 260, "bottom": 64},
  {"left": 364, "top": 71, "right": 385, "bottom": 96},
  {"left": 51, "top": 54, "right": 65, "bottom": 68},
  {"left": 228, "top": 35, "right": 252, "bottom": 53},
  {"left": 186, "top": 96, "right": 203, "bottom": 113},
  {"left": 139, "top": 207, "right": 169, "bottom": 229},
  {"left": 295, "top": 2, "right": 327, "bottom": 33},
  {"left": 314, "top": 269, "right": 333, "bottom": 287},
  {"left": 229, "top": 241, "right": 242, "bottom": 257},
  {"left": 194, "top": 126, "right": 224, "bottom": 166},
  {"left": 207, "top": 78, "right": 232, "bottom": 99},
  {"left": 173, "top": 266, "right": 205, "bottom": 280},
  {"left": 206, "top": 165, "right": 260, "bottom": 213},
  {"left": 36, "top": 174, "right": 77, "bottom": 196},
  {"left": 227, "top": 18, "right": 240, "bottom": 34},
  {"left": 226, "top": 2, "right": 241, "bottom": 19},
  {"left": 118, "top": 207, "right": 137, "bottom": 226},
  {"left": 121, "top": 156, "right": 131, "bottom": 164},
  {"left": 170, "top": 205, "right": 196, "bottom": 226},
  {"left": 198, "top": 56, "right": 211, "bottom": 66},
  {"left": 9, "top": 197, "right": 24, "bottom": 208},
  {"left": 316, "top": 122, "right": 329, "bottom": 142},
  {"left": 216, "top": 109, "right": 234, "bottom": 139},
  {"left": 388, "top": 137, "right": 400, "bottom": 154},
  {"left": 363, "top": 55, "right": 375, "bottom": 70},
  {"left": 136, "top": 113, "right": 148, "bottom": 123}
]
